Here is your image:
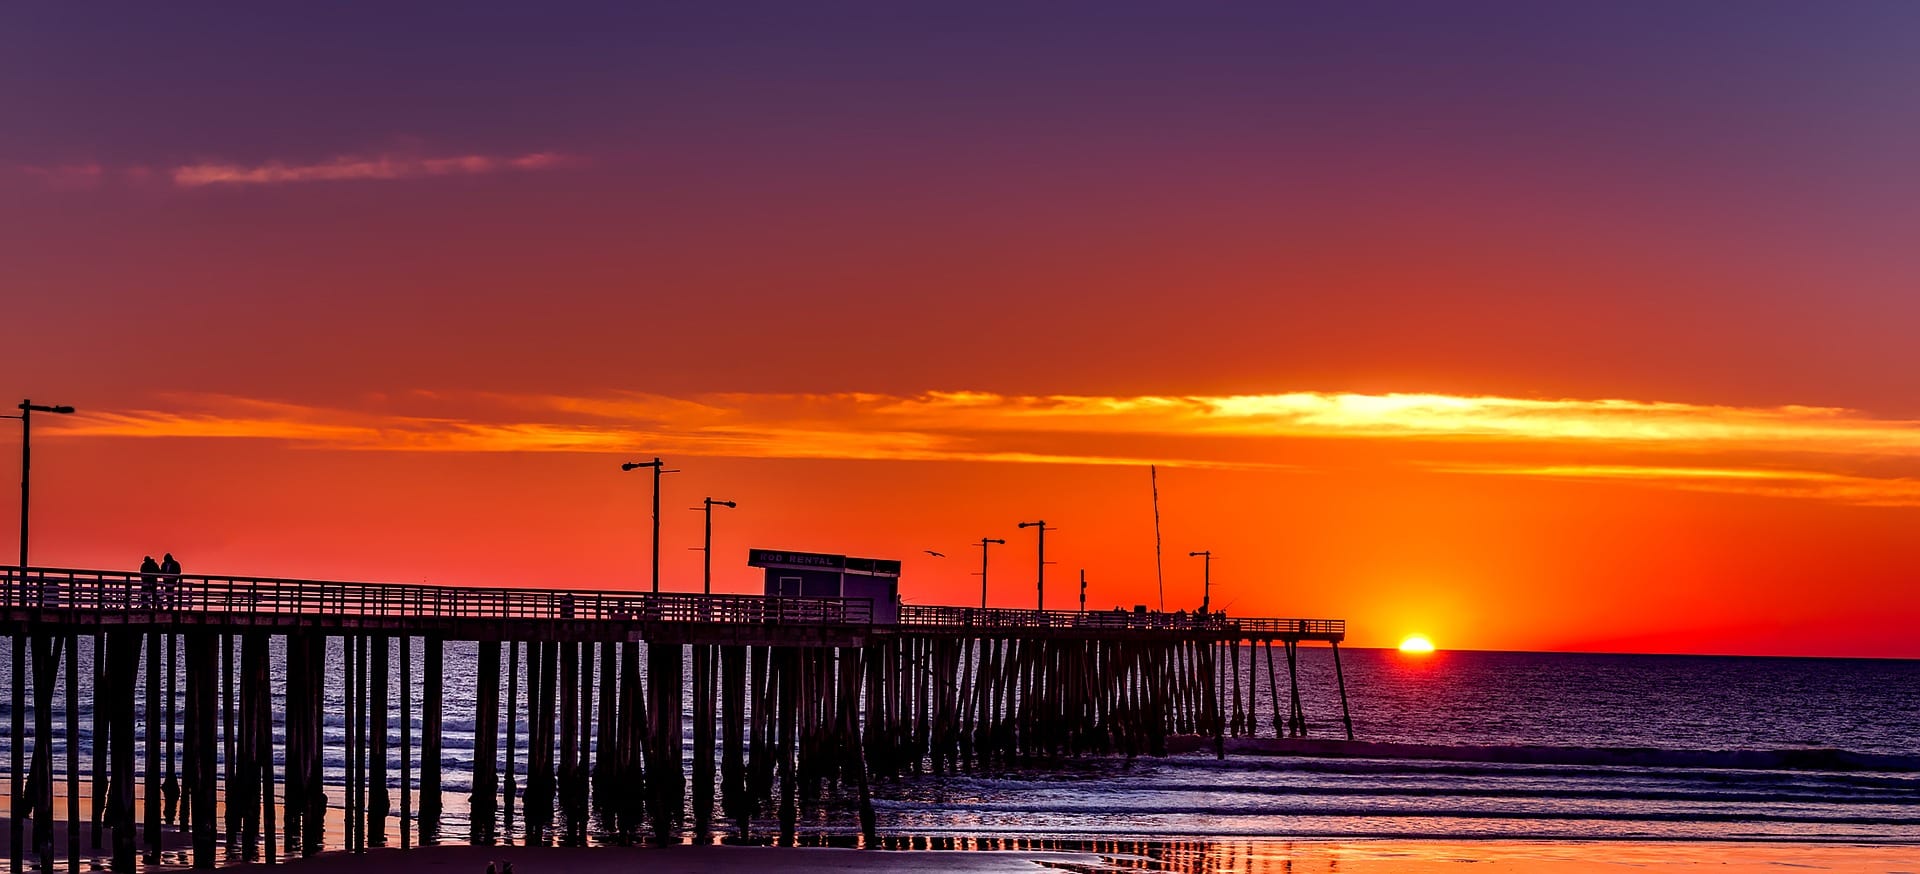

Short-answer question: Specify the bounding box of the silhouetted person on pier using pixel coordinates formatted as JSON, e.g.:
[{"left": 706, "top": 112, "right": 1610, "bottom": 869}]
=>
[
  {"left": 160, "top": 552, "right": 181, "bottom": 607},
  {"left": 139, "top": 555, "right": 160, "bottom": 607}
]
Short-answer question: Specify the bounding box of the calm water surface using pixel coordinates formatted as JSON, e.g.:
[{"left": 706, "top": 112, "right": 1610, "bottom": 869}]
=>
[{"left": 2, "top": 643, "right": 1916, "bottom": 853}]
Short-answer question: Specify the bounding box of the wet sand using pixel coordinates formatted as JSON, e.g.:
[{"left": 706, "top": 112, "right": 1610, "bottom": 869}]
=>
[{"left": 217, "top": 840, "right": 1920, "bottom": 874}]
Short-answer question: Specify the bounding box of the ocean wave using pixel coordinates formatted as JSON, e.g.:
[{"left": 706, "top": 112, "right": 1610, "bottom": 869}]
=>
[
  {"left": 871, "top": 799, "right": 1920, "bottom": 826},
  {"left": 1208, "top": 738, "right": 1920, "bottom": 773}
]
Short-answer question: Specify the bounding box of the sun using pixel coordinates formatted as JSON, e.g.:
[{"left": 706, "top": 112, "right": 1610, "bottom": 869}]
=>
[{"left": 1398, "top": 634, "right": 1435, "bottom": 654}]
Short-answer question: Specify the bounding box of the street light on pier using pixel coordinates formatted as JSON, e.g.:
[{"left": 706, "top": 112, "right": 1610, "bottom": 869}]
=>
[
  {"left": 690, "top": 497, "right": 736, "bottom": 595},
  {"left": 620, "top": 457, "right": 678, "bottom": 593},
  {"left": 6, "top": 399, "right": 75, "bottom": 601},
  {"left": 972, "top": 537, "right": 1005, "bottom": 609},
  {"left": 1189, "top": 550, "right": 1215, "bottom": 615},
  {"left": 1017, "top": 520, "right": 1054, "bottom": 612}
]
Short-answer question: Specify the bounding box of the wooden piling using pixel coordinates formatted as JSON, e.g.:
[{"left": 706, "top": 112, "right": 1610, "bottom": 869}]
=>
[
  {"left": 108, "top": 630, "right": 140, "bottom": 872},
  {"left": 90, "top": 629, "right": 106, "bottom": 852},
  {"left": 281, "top": 633, "right": 305, "bottom": 855},
  {"left": 144, "top": 629, "right": 162, "bottom": 862},
  {"left": 420, "top": 636, "right": 443, "bottom": 835},
  {"left": 66, "top": 634, "right": 79, "bottom": 874},
  {"left": 344, "top": 632, "right": 359, "bottom": 853},
  {"left": 1332, "top": 641, "right": 1354, "bottom": 741},
  {"left": 370, "top": 635, "right": 390, "bottom": 847},
  {"left": 505, "top": 639, "right": 519, "bottom": 832},
  {"left": 401, "top": 635, "right": 412, "bottom": 851},
  {"left": 692, "top": 643, "right": 716, "bottom": 835},
  {"left": 188, "top": 633, "right": 218, "bottom": 867},
  {"left": 645, "top": 641, "right": 683, "bottom": 846},
  {"left": 616, "top": 640, "right": 644, "bottom": 839},
  {"left": 163, "top": 632, "right": 178, "bottom": 827},
  {"left": 26, "top": 635, "right": 55, "bottom": 870},
  {"left": 9, "top": 633, "right": 21, "bottom": 874},
  {"left": 594, "top": 640, "right": 617, "bottom": 809},
  {"left": 558, "top": 639, "right": 578, "bottom": 835},
  {"left": 528, "top": 640, "right": 558, "bottom": 843},
  {"left": 472, "top": 640, "right": 501, "bottom": 843},
  {"left": 720, "top": 644, "right": 748, "bottom": 838},
  {"left": 576, "top": 641, "right": 594, "bottom": 835},
  {"left": 776, "top": 647, "right": 799, "bottom": 845}
]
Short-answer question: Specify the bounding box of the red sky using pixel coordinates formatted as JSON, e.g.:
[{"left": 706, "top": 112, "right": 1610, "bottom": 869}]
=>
[{"left": 3, "top": 4, "right": 1918, "bottom": 657}]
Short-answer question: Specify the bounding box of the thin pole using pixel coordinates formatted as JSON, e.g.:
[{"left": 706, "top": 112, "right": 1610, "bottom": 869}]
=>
[
  {"left": 1018, "top": 521, "right": 1052, "bottom": 612},
  {"left": 18, "top": 400, "right": 29, "bottom": 573},
  {"left": 694, "top": 498, "right": 734, "bottom": 596},
  {"left": 652, "top": 460, "right": 662, "bottom": 594},
  {"left": 1189, "top": 551, "right": 1214, "bottom": 614},
  {"left": 974, "top": 538, "right": 1003, "bottom": 609},
  {"left": 1150, "top": 465, "right": 1164, "bottom": 612}
]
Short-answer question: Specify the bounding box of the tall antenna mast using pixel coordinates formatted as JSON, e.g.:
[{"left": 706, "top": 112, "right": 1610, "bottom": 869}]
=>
[{"left": 1151, "top": 465, "right": 1165, "bottom": 612}]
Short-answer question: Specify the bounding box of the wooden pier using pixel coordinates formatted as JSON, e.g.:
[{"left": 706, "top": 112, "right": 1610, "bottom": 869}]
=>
[{"left": 1, "top": 565, "right": 1350, "bottom": 870}]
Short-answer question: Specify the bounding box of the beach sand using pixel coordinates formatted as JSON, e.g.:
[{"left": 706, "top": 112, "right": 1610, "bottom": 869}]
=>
[{"left": 214, "top": 840, "right": 1919, "bottom": 874}]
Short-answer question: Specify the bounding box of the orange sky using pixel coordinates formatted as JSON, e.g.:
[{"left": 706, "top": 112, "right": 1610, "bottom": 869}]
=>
[{"left": 4, "top": 4, "right": 1918, "bottom": 657}]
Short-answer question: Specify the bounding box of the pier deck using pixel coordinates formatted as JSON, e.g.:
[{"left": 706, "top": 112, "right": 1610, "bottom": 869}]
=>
[{"left": 2, "top": 566, "right": 1353, "bottom": 872}]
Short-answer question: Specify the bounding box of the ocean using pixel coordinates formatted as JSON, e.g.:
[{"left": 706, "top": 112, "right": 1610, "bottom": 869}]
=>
[{"left": 2, "top": 642, "right": 1916, "bottom": 854}]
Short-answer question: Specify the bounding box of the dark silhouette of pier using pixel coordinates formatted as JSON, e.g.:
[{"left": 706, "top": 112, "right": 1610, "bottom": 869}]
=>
[{"left": 1, "top": 565, "right": 1351, "bottom": 871}]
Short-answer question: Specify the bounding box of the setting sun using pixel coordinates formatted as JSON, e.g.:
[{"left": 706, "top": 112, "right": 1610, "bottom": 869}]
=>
[{"left": 1399, "top": 635, "right": 1436, "bottom": 654}]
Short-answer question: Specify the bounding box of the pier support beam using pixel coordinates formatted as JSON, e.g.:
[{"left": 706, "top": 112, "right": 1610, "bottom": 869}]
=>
[
  {"left": 108, "top": 630, "right": 141, "bottom": 872},
  {"left": 692, "top": 643, "right": 716, "bottom": 835},
  {"left": 401, "top": 635, "right": 412, "bottom": 851},
  {"left": 420, "top": 637, "right": 443, "bottom": 837},
  {"left": 144, "top": 629, "right": 162, "bottom": 862},
  {"left": 187, "top": 632, "right": 218, "bottom": 868},
  {"left": 1332, "top": 641, "right": 1354, "bottom": 741},
  {"left": 472, "top": 640, "right": 501, "bottom": 844},
  {"left": 371, "top": 635, "right": 391, "bottom": 847}
]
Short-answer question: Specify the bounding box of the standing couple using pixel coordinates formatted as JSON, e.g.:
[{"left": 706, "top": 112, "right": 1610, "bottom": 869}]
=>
[{"left": 138, "top": 552, "right": 183, "bottom": 607}]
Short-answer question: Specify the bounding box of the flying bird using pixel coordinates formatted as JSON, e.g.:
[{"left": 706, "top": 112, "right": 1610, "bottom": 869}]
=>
[{"left": 924, "top": 550, "right": 946, "bottom": 558}]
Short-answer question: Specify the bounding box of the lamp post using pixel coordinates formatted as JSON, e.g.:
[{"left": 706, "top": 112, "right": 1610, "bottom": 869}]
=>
[
  {"left": 7, "top": 399, "right": 75, "bottom": 600},
  {"left": 620, "top": 458, "right": 677, "bottom": 593},
  {"left": 1017, "top": 520, "right": 1053, "bottom": 612},
  {"left": 690, "top": 497, "right": 736, "bottom": 595},
  {"left": 1189, "top": 550, "right": 1214, "bottom": 615},
  {"left": 7, "top": 398, "right": 70, "bottom": 874},
  {"left": 1079, "top": 568, "right": 1087, "bottom": 613},
  {"left": 972, "top": 537, "right": 1004, "bottom": 609}
]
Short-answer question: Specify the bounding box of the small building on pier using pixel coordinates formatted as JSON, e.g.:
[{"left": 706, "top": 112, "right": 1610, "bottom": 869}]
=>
[{"left": 747, "top": 548, "right": 901, "bottom": 624}]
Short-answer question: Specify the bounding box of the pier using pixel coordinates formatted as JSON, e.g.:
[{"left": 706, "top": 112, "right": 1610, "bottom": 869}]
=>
[{"left": 1, "top": 565, "right": 1350, "bottom": 871}]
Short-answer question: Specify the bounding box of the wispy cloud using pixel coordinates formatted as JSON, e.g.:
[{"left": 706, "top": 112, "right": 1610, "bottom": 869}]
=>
[
  {"left": 170, "top": 151, "right": 573, "bottom": 188},
  {"left": 49, "top": 389, "right": 1920, "bottom": 505},
  {"left": 1429, "top": 463, "right": 1920, "bottom": 507}
]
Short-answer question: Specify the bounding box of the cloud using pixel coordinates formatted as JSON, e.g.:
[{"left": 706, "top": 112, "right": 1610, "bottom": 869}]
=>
[
  {"left": 46, "top": 388, "right": 1920, "bottom": 505},
  {"left": 170, "top": 151, "right": 574, "bottom": 188},
  {"left": 1428, "top": 463, "right": 1920, "bottom": 507}
]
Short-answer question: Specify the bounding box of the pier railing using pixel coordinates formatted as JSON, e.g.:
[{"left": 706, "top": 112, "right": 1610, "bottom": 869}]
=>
[
  {"left": 897, "top": 604, "right": 1344, "bottom": 637},
  {"left": 0, "top": 566, "right": 872, "bottom": 625},
  {"left": 2, "top": 566, "right": 1343, "bottom": 637}
]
